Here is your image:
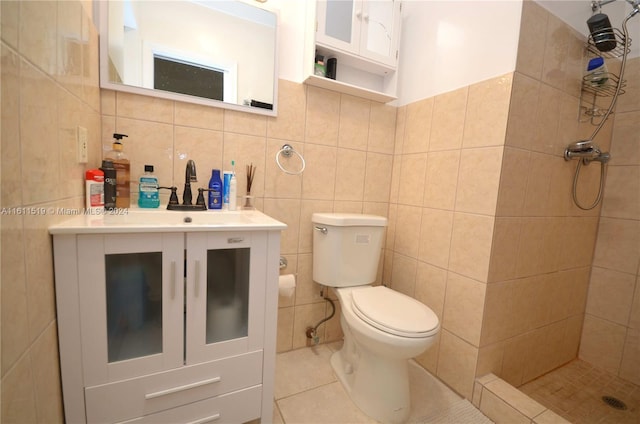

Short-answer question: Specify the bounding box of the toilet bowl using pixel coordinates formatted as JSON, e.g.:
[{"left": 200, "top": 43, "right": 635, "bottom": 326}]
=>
[
  {"left": 312, "top": 212, "right": 440, "bottom": 424},
  {"left": 331, "top": 285, "right": 439, "bottom": 424}
]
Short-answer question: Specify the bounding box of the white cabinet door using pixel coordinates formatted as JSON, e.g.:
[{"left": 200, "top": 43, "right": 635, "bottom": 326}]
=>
[
  {"left": 316, "top": 0, "right": 400, "bottom": 67},
  {"left": 359, "top": 0, "right": 401, "bottom": 67},
  {"left": 77, "top": 233, "right": 184, "bottom": 386},
  {"left": 185, "top": 231, "right": 267, "bottom": 364}
]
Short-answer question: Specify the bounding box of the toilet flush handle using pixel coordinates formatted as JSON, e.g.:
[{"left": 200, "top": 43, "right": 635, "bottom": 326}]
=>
[{"left": 314, "top": 225, "right": 328, "bottom": 235}]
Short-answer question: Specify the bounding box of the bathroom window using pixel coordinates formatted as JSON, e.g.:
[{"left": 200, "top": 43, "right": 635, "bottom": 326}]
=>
[{"left": 154, "top": 55, "right": 224, "bottom": 101}]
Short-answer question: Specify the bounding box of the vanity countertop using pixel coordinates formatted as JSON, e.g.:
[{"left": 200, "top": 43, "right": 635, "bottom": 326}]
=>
[{"left": 48, "top": 208, "right": 287, "bottom": 235}]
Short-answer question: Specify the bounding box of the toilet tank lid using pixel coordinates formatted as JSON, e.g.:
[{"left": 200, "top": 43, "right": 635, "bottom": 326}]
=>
[{"left": 312, "top": 213, "right": 387, "bottom": 227}]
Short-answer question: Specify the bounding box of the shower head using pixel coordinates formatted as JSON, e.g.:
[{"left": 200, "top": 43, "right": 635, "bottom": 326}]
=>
[{"left": 587, "top": 12, "right": 617, "bottom": 51}]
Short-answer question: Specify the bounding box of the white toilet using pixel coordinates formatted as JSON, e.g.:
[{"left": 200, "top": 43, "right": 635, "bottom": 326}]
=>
[{"left": 312, "top": 213, "right": 440, "bottom": 424}]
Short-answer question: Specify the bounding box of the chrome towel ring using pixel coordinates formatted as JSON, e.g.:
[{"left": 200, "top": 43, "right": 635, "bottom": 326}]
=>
[{"left": 276, "top": 144, "right": 306, "bottom": 175}]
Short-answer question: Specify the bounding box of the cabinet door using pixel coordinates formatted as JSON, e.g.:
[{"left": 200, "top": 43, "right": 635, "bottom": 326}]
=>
[
  {"left": 316, "top": 0, "right": 361, "bottom": 55},
  {"left": 359, "top": 0, "right": 401, "bottom": 67},
  {"left": 77, "top": 233, "right": 184, "bottom": 386},
  {"left": 185, "top": 231, "right": 267, "bottom": 364}
]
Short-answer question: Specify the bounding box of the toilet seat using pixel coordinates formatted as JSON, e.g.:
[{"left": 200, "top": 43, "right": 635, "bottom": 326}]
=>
[{"left": 351, "top": 286, "right": 439, "bottom": 338}]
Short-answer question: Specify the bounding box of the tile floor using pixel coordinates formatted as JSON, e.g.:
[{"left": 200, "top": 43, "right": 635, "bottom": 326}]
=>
[
  {"left": 272, "top": 342, "right": 490, "bottom": 423},
  {"left": 519, "top": 359, "right": 640, "bottom": 424}
]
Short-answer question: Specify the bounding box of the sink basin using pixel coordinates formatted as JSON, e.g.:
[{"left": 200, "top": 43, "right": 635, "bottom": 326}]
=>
[{"left": 49, "top": 207, "right": 287, "bottom": 234}]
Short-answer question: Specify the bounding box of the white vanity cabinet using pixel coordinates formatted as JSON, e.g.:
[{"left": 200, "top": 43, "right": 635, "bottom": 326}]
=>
[
  {"left": 51, "top": 212, "right": 284, "bottom": 424},
  {"left": 305, "top": 0, "right": 402, "bottom": 102}
]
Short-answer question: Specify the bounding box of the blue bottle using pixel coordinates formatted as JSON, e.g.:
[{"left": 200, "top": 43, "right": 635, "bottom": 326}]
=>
[{"left": 208, "top": 169, "right": 223, "bottom": 209}]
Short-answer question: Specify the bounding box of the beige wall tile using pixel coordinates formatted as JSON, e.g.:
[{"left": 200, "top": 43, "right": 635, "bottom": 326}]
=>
[
  {"left": 301, "top": 143, "right": 337, "bottom": 200},
  {"left": 601, "top": 165, "right": 640, "bottom": 219},
  {"left": 2, "top": 46, "right": 22, "bottom": 207},
  {"left": 476, "top": 342, "right": 505, "bottom": 379},
  {"left": 485, "top": 378, "right": 546, "bottom": 419},
  {"left": 305, "top": 86, "right": 340, "bottom": 146},
  {"left": 429, "top": 87, "right": 468, "bottom": 152},
  {"left": 334, "top": 148, "right": 366, "bottom": 201},
  {"left": 20, "top": 0, "right": 57, "bottom": 74},
  {"left": 30, "top": 323, "right": 64, "bottom": 421},
  {"left": 263, "top": 198, "right": 301, "bottom": 255},
  {"left": 174, "top": 101, "right": 224, "bottom": 131},
  {"left": 368, "top": 103, "right": 396, "bottom": 154},
  {"left": 455, "top": 147, "right": 503, "bottom": 215},
  {"left": 516, "top": 0, "right": 547, "bottom": 80},
  {"left": 223, "top": 109, "right": 267, "bottom": 137},
  {"left": 299, "top": 199, "right": 334, "bottom": 254},
  {"left": 276, "top": 307, "right": 294, "bottom": 353},
  {"left": 292, "top": 302, "right": 328, "bottom": 349},
  {"left": 393, "top": 205, "right": 422, "bottom": 259},
  {"left": 415, "top": 262, "right": 447, "bottom": 320},
  {"left": 496, "top": 147, "right": 530, "bottom": 217},
  {"left": 630, "top": 276, "right": 640, "bottom": 329},
  {"left": 505, "top": 73, "right": 539, "bottom": 151},
  {"left": 417, "top": 208, "right": 453, "bottom": 269},
  {"left": 586, "top": 267, "right": 636, "bottom": 325},
  {"left": 522, "top": 152, "right": 554, "bottom": 216},
  {"left": 20, "top": 60, "right": 60, "bottom": 205},
  {"left": 222, "top": 133, "right": 267, "bottom": 197},
  {"left": 619, "top": 328, "right": 640, "bottom": 385},
  {"left": 482, "top": 281, "right": 517, "bottom": 346},
  {"left": 463, "top": 74, "right": 512, "bottom": 148},
  {"left": 593, "top": 217, "right": 640, "bottom": 274},
  {"left": 610, "top": 111, "right": 640, "bottom": 166},
  {"left": 579, "top": 314, "right": 627, "bottom": 375},
  {"left": 363, "top": 152, "right": 393, "bottom": 203},
  {"left": 293, "top": 253, "right": 324, "bottom": 306},
  {"left": 403, "top": 97, "right": 432, "bottom": 154},
  {"left": 443, "top": 272, "right": 486, "bottom": 346},
  {"left": 423, "top": 150, "right": 460, "bottom": 210},
  {"left": 389, "top": 253, "right": 417, "bottom": 297},
  {"left": 436, "top": 330, "right": 478, "bottom": 399},
  {"left": 488, "top": 217, "right": 521, "bottom": 282},
  {"left": 1, "top": 214, "right": 29, "bottom": 375},
  {"left": 449, "top": 213, "right": 494, "bottom": 282},
  {"left": 267, "top": 79, "right": 306, "bottom": 142},
  {"left": 338, "top": 95, "right": 370, "bottom": 150},
  {"left": 1, "top": 1, "right": 20, "bottom": 49},
  {"left": 115, "top": 91, "right": 174, "bottom": 124},
  {"left": 541, "top": 13, "right": 583, "bottom": 96},
  {"left": 397, "top": 153, "right": 427, "bottom": 206},
  {"left": 615, "top": 58, "right": 640, "bottom": 113},
  {"left": 1, "top": 353, "right": 37, "bottom": 423}
]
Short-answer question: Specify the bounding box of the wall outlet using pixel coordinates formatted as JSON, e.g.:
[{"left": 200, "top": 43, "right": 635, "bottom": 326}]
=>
[{"left": 77, "top": 126, "right": 88, "bottom": 163}]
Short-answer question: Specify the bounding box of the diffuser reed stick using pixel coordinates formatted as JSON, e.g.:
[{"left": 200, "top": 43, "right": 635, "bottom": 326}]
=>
[{"left": 246, "top": 163, "right": 256, "bottom": 195}]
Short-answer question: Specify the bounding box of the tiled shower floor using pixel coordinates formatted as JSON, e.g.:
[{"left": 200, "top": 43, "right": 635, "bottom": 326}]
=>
[{"left": 519, "top": 359, "right": 640, "bottom": 424}]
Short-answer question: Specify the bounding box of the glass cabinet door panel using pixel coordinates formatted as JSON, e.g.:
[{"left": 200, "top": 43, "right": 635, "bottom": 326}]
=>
[
  {"left": 205, "top": 248, "right": 250, "bottom": 344},
  {"left": 325, "top": 0, "right": 355, "bottom": 44},
  {"left": 105, "top": 252, "right": 163, "bottom": 363}
]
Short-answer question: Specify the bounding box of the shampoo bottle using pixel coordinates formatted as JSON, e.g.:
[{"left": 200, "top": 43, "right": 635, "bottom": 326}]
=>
[
  {"left": 138, "top": 165, "right": 160, "bottom": 208},
  {"left": 101, "top": 160, "right": 117, "bottom": 211},
  {"left": 106, "top": 133, "right": 130, "bottom": 209},
  {"left": 229, "top": 162, "right": 237, "bottom": 211},
  {"left": 208, "top": 169, "right": 223, "bottom": 209}
]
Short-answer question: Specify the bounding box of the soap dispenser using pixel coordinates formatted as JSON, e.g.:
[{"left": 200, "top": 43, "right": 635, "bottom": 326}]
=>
[{"left": 105, "top": 133, "right": 131, "bottom": 209}]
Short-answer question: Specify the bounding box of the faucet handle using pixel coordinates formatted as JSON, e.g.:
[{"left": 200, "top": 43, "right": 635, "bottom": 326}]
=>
[
  {"left": 196, "top": 188, "right": 207, "bottom": 208},
  {"left": 159, "top": 186, "right": 179, "bottom": 205}
]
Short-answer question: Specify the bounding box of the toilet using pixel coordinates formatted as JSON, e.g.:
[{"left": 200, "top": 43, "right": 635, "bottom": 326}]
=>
[{"left": 312, "top": 213, "right": 440, "bottom": 424}]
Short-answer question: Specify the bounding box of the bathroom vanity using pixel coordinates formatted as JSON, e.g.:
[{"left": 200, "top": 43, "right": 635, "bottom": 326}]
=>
[{"left": 49, "top": 209, "right": 286, "bottom": 423}]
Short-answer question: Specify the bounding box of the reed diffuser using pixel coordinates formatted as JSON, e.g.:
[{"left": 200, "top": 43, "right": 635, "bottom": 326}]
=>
[{"left": 244, "top": 163, "right": 256, "bottom": 209}]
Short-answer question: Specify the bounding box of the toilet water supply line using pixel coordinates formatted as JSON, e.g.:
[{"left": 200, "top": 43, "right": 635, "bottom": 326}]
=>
[{"left": 306, "top": 287, "right": 336, "bottom": 345}]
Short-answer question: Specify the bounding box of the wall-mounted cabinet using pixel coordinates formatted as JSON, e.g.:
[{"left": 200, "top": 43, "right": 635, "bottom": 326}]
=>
[{"left": 304, "top": 0, "right": 402, "bottom": 103}]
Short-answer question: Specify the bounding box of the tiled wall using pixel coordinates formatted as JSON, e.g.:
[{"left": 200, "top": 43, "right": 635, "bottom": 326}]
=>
[
  {"left": 1, "top": 1, "right": 102, "bottom": 421},
  {"left": 384, "top": 1, "right": 616, "bottom": 399},
  {"left": 580, "top": 56, "right": 640, "bottom": 385},
  {"left": 100, "top": 83, "right": 397, "bottom": 352}
]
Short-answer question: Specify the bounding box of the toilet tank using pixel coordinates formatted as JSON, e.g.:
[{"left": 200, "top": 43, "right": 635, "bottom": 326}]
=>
[{"left": 312, "top": 213, "right": 387, "bottom": 287}]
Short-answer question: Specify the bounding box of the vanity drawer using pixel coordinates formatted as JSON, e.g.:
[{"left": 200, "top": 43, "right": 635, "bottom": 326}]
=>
[
  {"left": 118, "top": 385, "right": 262, "bottom": 424},
  {"left": 85, "top": 350, "right": 262, "bottom": 423}
]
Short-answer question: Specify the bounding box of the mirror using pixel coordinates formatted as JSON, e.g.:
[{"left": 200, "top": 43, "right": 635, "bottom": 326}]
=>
[{"left": 98, "top": 0, "right": 278, "bottom": 116}]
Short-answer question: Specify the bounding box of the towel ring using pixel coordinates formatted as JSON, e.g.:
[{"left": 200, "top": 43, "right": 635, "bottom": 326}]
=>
[{"left": 276, "top": 144, "right": 306, "bottom": 175}]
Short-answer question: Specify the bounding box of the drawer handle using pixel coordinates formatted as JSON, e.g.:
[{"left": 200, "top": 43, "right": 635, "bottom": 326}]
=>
[
  {"left": 145, "top": 376, "right": 221, "bottom": 400},
  {"left": 186, "top": 413, "right": 221, "bottom": 424},
  {"left": 227, "top": 237, "right": 244, "bottom": 244}
]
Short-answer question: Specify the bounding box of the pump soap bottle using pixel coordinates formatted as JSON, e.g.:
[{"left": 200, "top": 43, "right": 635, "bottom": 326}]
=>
[{"left": 106, "top": 133, "right": 131, "bottom": 209}]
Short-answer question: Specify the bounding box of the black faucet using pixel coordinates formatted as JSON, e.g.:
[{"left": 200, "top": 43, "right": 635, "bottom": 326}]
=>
[{"left": 183, "top": 159, "right": 197, "bottom": 205}]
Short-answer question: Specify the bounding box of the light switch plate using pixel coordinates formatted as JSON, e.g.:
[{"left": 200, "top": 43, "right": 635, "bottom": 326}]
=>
[{"left": 77, "top": 126, "right": 88, "bottom": 163}]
